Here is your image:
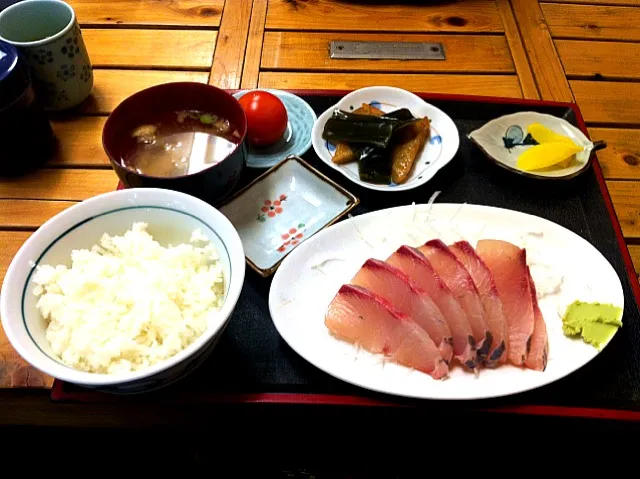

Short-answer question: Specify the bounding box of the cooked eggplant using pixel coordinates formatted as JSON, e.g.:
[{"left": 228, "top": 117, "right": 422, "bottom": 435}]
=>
[
  {"left": 357, "top": 145, "right": 392, "bottom": 184},
  {"left": 323, "top": 104, "right": 430, "bottom": 186},
  {"left": 383, "top": 108, "right": 415, "bottom": 122},
  {"left": 391, "top": 117, "right": 430, "bottom": 185},
  {"left": 322, "top": 109, "right": 420, "bottom": 149},
  {"left": 332, "top": 104, "right": 384, "bottom": 165},
  {"left": 323, "top": 111, "right": 397, "bottom": 148}
]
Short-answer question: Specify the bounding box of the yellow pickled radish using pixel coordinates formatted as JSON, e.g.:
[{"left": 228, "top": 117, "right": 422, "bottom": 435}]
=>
[
  {"left": 517, "top": 141, "right": 584, "bottom": 171},
  {"left": 527, "top": 123, "right": 577, "bottom": 146}
]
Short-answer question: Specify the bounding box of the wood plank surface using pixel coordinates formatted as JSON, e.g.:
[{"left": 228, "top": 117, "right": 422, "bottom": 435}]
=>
[
  {"left": 240, "top": 0, "right": 268, "bottom": 89},
  {"left": 630, "top": 245, "right": 640, "bottom": 274},
  {"left": 495, "top": 0, "right": 539, "bottom": 99},
  {"left": 0, "top": 170, "right": 117, "bottom": 201},
  {"left": 0, "top": 231, "right": 54, "bottom": 389},
  {"left": 0, "top": 232, "right": 31, "bottom": 288},
  {"left": 590, "top": 128, "right": 640, "bottom": 180},
  {"left": 259, "top": 72, "right": 524, "bottom": 98},
  {"left": 1, "top": 325, "right": 53, "bottom": 388},
  {"left": 261, "top": 32, "right": 515, "bottom": 73},
  {"left": 209, "top": 0, "right": 252, "bottom": 88},
  {"left": 542, "top": 3, "right": 640, "bottom": 41},
  {"left": 571, "top": 80, "right": 640, "bottom": 125},
  {"left": 69, "top": 0, "right": 224, "bottom": 27},
  {"left": 608, "top": 181, "right": 640, "bottom": 240},
  {"left": 544, "top": 0, "right": 640, "bottom": 5},
  {"left": 0, "top": 200, "right": 77, "bottom": 230},
  {"left": 265, "top": 0, "right": 504, "bottom": 33},
  {"left": 509, "top": 0, "right": 573, "bottom": 102},
  {"left": 84, "top": 30, "right": 217, "bottom": 69},
  {"left": 50, "top": 117, "right": 110, "bottom": 168},
  {"left": 79, "top": 70, "right": 209, "bottom": 115},
  {"left": 556, "top": 40, "right": 640, "bottom": 81}
]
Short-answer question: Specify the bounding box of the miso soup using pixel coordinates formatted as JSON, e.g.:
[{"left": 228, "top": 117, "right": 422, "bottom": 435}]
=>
[{"left": 121, "top": 110, "right": 242, "bottom": 178}]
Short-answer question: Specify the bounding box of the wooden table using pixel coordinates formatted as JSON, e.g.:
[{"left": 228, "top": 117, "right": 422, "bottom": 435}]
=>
[{"left": 1, "top": 0, "right": 639, "bottom": 399}]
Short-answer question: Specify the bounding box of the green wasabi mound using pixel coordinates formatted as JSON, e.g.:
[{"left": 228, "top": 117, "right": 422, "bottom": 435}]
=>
[{"left": 561, "top": 300, "right": 623, "bottom": 351}]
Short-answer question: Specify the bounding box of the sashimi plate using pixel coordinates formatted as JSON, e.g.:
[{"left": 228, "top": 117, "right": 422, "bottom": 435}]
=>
[{"left": 268, "top": 203, "right": 624, "bottom": 400}]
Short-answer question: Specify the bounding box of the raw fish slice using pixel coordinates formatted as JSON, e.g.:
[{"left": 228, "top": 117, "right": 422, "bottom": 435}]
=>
[
  {"left": 351, "top": 258, "right": 453, "bottom": 363},
  {"left": 476, "top": 239, "right": 534, "bottom": 366},
  {"left": 324, "top": 284, "right": 449, "bottom": 379},
  {"left": 525, "top": 267, "right": 549, "bottom": 371},
  {"left": 386, "top": 246, "right": 477, "bottom": 368},
  {"left": 450, "top": 241, "right": 509, "bottom": 366},
  {"left": 418, "top": 240, "right": 492, "bottom": 361}
]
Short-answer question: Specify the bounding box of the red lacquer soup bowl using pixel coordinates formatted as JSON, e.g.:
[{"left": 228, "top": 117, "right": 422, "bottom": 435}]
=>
[{"left": 103, "top": 82, "right": 248, "bottom": 205}]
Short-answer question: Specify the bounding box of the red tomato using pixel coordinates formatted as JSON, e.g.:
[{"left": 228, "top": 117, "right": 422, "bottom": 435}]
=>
[{"left": 238, "top": 91, "right": 288, "bottom": 147}]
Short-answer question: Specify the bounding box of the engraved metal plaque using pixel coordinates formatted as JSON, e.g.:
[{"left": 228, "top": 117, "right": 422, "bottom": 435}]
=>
[{"left": 329, "top": 41, "right": 446, "bottom": 60}]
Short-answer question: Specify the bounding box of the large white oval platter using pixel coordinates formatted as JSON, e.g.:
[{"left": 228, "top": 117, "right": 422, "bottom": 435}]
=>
[{"left": 268, "top": 203, "right": 624, "bottom": 401}]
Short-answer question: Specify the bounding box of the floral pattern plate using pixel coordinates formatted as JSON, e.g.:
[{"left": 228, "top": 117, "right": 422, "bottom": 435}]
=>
[
  {"left": 311, "top": 86, "right": 460, "bottom": 192},
  {"left": 232, "top": 89, "right": 316, "bottom": 169},
  {"left": 219, "top": 155, "right": 359, "bottom": 277},
  {"left": 468, "top": 111, "right": 602, "bottom": 180}
]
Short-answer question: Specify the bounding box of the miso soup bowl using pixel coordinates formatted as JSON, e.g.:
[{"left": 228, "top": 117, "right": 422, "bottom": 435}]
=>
[
  {"left": 0, "top": 188, "right": 246, "bottom": 394},
  {"left": 103, "top": 82, "right": 247, "bottom": 205}
]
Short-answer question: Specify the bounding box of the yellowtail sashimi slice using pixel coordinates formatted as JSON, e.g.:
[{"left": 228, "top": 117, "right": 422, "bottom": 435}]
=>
[
  {"left": 450, "top": 241, "right": 509, "bottom": 366},
  {"left": 386, "top": 245, "right": 477, "bottom": 369},
  {"left": 419, "top": 240, "right": 492, "bottom": 363},
  {"left": 324, "top": 284, "right": 449, "bottom": 379},
  {"left": 351, "top": 258, "right": 453, "bottom": 364},
  {"left": 476, "top": 240, "right": 535, "bottom": 366},
  {"left": 525, "top": 266, "right": 549, "bottom": 371}
]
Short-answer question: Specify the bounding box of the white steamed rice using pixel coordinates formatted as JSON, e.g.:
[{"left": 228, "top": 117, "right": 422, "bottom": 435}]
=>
[{"left": 32, "top": 222, "right": 225, "bottom": 374}]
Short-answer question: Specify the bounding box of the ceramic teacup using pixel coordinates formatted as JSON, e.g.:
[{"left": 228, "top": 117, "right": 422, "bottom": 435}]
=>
[{"left": 0, "top": 0, "right": 93, "bottom": 110}]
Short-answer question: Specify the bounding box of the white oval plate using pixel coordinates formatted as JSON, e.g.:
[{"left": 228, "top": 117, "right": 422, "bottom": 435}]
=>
[
  {"left": 311, "top": 86, "right": 460, "bottom": 192},
  {"left": 468, "top": 112, "right": 595, "bottom": 180},
  {"left": 269, "top": 203, "right": 624, "bottom": 400}
]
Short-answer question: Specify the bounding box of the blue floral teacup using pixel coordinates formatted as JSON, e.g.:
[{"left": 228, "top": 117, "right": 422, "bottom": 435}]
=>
[{"left": 0, "top": 0, "right": 93, "bottom": 110}]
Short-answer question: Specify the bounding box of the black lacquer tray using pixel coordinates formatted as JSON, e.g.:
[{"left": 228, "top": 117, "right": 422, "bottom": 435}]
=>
[{"left": 51, "top": 91, "right": 640, "bottom": 422}]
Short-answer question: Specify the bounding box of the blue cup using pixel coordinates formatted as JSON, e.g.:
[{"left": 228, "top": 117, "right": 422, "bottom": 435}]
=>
[{"left": 0, "top": 39, "right": 56, "bottom": 175}]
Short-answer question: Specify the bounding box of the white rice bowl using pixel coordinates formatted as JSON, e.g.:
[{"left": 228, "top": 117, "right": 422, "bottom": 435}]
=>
[{"left": 0, "top": 188, "right": 245, "bottom": 394}]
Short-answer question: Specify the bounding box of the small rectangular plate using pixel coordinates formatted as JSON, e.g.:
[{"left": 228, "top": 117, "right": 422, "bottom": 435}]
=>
[
  {"left": 329, "top": 41, "right": 445, "bottom": 60},
  {"left": 219, "top": 155, "right": 359, "bottom": 277}
]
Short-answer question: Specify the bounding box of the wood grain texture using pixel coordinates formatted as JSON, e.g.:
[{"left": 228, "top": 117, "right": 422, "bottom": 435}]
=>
[
  {"left": 84, "top": 29, "right": 216, "bottom": 69},
  {"left": 69, "top": 0, "right": 224, "bottom": 27},
  {"left": 630, "top": 245, "right": 640, "bottom": 274},
  {"left": 556, "top": 40, "right": 640, "bottom": 81},
  {"left": 544, "top": 0, "right": 640, "bottom": 5},
  {"left": 607, "top": 181, "right": 640, "bottom": 239},
  {"left": 510, "top": 0, "right": 573, "bottom": 101},
  {"left": 261, "top": 32, "right": 515, "bottom": 73},
  {"left": 209, "top": 0, "right": 252, "bottom": 89},
  {"left": 240, "top": 0, "right": 268, "bottom": 89},
  {"left": 0, "top": 324, "right": 53, "bottom": 388},
  {"left": 79, "top": 70, "right": 209, "bottom": 115},
  {"left": 542, "top": 3, "right": 640, "bottom": 41},
  {"left": 0, "top": 200, "right": 77, "bottom": 230},
  {"left": 265, "top": 0, "right": 504, "bottom": 33},
  {"left": 50, "top": 117, "right": 110, "bottom": 168},
  {"left": 0, "top": 231, "right": 53, "bottom": 389},
  {"left": 589, "top": 128, "right": 640, "bottom": 180},
  {"left": 0, "top": 232, "right": 31, "bottom": 288},
  {"left": 0, "top": 169, "right": 117, "bottom": 201},
  {"left": 259, "top": 72, "right": 523, "bottom": 98},
  {"left": 571, "top": 80, "right": 640, "bottom": 125},
  {"left": 496, "top": 0, "right": 539, "bottom": 99}
]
